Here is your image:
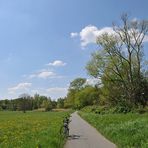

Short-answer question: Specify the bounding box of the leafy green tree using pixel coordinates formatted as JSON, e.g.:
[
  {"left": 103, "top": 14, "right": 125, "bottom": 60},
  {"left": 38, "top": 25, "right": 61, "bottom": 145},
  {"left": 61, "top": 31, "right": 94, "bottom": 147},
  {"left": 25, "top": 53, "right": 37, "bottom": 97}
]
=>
[
  {"left": 86, "top": 14, "right": 148, "bottom": 109},
  {"left": 33, "top": 93, "right": 40, "bottom": 109},
  {"left": 42, "top": 99, "right": 53, "bottom": 111},
  {"left": 51, "top": 100, "right": 57, "bottom": 109},
  {"left": 69, "top": 78, "right": 86, "bottom": 91},
  {"left": 75, "top": 86, "right": 100, "bottom": 109},
  {"left": 65, "top": 78, "right": 86, "bottom": 108},
  {"left": 57, "top": 98, "right": 64, "bottom": 108}
]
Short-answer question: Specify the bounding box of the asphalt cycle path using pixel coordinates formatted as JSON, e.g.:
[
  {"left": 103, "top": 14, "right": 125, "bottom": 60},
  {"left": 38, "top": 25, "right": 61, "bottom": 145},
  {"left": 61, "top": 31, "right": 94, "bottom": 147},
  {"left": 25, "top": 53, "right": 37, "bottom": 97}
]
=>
[{"left": 65, "top": 112, "right": 116, "bottom": 148}]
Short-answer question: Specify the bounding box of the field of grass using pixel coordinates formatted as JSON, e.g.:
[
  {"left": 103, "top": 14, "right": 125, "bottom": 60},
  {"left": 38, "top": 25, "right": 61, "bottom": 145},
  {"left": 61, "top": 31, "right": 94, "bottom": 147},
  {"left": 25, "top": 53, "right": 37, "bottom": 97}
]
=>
[
  {"left": 0, "top": 111, "right": 70, "bottom": 148},
  {"left": 79, "top": 112, "right": 148, "bottom": 148}
]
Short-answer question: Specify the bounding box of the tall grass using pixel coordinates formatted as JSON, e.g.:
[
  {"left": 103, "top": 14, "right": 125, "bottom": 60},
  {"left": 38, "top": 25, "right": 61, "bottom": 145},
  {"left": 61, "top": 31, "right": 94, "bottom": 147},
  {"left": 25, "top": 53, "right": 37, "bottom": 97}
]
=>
[
  {"left": 0, "top": 111, "right": 70, "bottom": 148},
  {"left": 79, "top": 112, "right": 148, "bottom": 148}
]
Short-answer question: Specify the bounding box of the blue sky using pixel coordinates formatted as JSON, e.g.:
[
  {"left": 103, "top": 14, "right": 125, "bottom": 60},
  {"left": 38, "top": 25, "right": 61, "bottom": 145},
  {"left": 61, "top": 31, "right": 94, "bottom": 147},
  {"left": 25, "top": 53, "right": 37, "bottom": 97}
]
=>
[{"left": 0, "top": 0, "right": 148, "bottom": 100}]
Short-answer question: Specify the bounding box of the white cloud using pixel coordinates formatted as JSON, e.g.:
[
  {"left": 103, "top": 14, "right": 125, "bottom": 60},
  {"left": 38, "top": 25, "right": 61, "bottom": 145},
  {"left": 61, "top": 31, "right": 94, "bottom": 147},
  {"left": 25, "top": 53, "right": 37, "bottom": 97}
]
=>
[
  {"left": 8, "top": 82, "right": 32, "bottom": 93},
  {"left": 47, "top": 60, "right": 67, "bottom": 67},
  {"left": 29, "top": 71, "right": 56, "bottom": 79},
  {"left": 31, "top": 88, "right": 48, "bottom": 97},
  {"left": 80, "top": 25, "right": 98, "bottom": 47},
  {"left": 70, "top": 32, "right": 78, "bottom": 38},
  {"left": 80, "top": 25, "right": 115, "bottom": 47},
  {"left": 72, "top": 24, "right": 148, "bottom": 48},
  {"left": 27, "top": 60, "right": 66, "bottom": 80},
  {"left": 46, "top": 87, "right": 67, "bottom": 93},
  {"left": 46, "top": 87, "right": 68, "bottom": 99},
  {"left": 71, "top": 25, "right": 114, "bottom": 48},
  {"left": 38, "top": 71, "right": 55, "bottom": 79},
  {"left": 30, "top": 87, "right": 68, "bottom": 100}
]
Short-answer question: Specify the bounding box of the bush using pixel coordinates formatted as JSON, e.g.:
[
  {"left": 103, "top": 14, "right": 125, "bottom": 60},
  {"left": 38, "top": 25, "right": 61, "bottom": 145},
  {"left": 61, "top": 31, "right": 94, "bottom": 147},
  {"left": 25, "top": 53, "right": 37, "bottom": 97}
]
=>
[
  {"left": 81, "top": 105, "right": 148, "bottom": 114},
  {"left": 132, "top": 106, "right": 148, "bottom": 114},
  {"left": 114, "top": 106, "right": 131, "bottom": 113},
  {"left": 0, "top": 106, "right": 3, "bottom": 111},
  {"left": 81, "top": 106, "right": 111, "bottom": 114},
  {"left": 75, "top": 87, "right": 100, "bottom": 109}
]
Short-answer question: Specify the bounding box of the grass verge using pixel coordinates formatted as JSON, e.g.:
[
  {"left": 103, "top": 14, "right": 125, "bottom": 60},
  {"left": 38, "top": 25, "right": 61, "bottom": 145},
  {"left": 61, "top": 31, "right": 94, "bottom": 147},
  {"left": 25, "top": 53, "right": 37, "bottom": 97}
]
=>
[{"left": 79, "top": 112, "right": 148, "bottom": 148}]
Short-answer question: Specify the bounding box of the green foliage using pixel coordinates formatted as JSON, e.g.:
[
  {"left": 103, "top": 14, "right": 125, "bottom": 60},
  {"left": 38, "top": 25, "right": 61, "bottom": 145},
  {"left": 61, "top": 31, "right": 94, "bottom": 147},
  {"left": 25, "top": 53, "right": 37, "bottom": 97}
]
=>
[
  {"left": 86, "top": 51, "right": 104, "bottom": 78},
  {"left": 42, "top": 99, "right": 53, "bottom": 111},
  {"left": 65, "top": 79, "right": 101, "bottom": 109},
  {"left": 0, "top": 111, "right": 69, "bottom": 148},
  {"left": 86, "top": 15, "right": 148, "bottom": 110},
  {"left": 57, "top": 98, "right": 64, "bottom": 108},
  {"left": 64, "top": 77, "right": 101, "bottom": 109},
  {"left": 133, "top": 106, "right": 148, "bottom": 114},
  {"left": 80, "top": 112, "right": 148, "bottom": 148},
  {"left": 0, "top": 94, "right": 56, "bottom": 112},
  {"left": 64, "top": 78, "right": 87, "bottom": 108},
  {"left": 81, "top": 106, "right": 105, "bottom": 114},
  {"left": 64, "top": 89, "right": 76, "bottom": 108},
  {"left": 75, "top": 87, "right": 100, "bottom": 109},
  {"left": 81, "top": 105, "right": 117, "bottom": 114},
  {"left": 69, "top": 78, "right": 86, "bottom": 91},
  {"left": 81, "top": 105, "right": 148, "bottom": 115}
]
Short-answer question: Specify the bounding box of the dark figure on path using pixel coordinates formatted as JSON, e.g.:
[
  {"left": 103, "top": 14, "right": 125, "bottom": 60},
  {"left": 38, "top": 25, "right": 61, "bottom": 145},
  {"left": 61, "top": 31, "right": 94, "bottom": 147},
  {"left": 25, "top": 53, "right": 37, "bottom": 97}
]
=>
[{"left": 63, "top": 116, "right": 71, "bottom": 137}]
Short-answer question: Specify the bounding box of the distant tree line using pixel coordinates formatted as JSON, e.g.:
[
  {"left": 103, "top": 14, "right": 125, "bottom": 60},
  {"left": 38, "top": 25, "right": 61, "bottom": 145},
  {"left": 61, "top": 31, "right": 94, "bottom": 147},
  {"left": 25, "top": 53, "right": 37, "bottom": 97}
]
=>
[{"left": 0, "top": 93, "right": 55, "bottom": 112}]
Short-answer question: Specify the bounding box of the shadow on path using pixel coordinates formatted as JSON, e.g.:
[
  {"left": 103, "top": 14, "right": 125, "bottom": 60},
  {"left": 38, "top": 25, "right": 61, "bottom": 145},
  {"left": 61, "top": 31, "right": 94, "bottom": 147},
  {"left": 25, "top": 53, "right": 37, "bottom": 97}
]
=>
[{"left": 68, "top": 134, "right": 81, "bottom": 140}]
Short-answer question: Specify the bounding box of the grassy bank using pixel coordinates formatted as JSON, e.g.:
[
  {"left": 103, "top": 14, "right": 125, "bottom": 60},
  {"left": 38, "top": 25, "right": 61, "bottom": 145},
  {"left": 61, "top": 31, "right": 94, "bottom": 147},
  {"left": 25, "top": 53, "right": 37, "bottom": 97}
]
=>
[
  {"left": 0, "top": 111, "right": 70, "bottom": 148},
  {"left": 79, "top": 112, "right": 148, "bottom": 148}
]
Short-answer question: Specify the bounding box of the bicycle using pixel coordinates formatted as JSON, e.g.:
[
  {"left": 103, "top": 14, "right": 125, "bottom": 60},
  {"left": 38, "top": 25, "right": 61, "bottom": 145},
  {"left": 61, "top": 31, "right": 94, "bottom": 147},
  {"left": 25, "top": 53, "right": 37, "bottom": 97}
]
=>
[{"left": 60, "top": 116, "right": 71, "bottom": 138}]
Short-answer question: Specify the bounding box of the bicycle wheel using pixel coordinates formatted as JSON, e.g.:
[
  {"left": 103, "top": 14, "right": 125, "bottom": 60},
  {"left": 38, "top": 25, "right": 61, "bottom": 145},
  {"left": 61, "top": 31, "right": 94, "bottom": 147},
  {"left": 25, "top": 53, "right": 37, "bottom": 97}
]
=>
[
  {"left": 60, "top": 126, "right": 69, "bottom": 138},
  {"left": 64, "top": 127, "right": 69, "bottom": 137}
]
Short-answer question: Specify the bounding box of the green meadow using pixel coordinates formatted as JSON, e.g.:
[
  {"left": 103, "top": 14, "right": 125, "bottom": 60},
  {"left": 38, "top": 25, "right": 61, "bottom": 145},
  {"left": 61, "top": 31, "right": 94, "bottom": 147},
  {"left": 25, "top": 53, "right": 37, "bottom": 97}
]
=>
[
  {"left": 0, "top": 111, "right": 70, "bottom": 148},
  {"left": 79, "top": 112, "right": 148, "bottom": 148}
]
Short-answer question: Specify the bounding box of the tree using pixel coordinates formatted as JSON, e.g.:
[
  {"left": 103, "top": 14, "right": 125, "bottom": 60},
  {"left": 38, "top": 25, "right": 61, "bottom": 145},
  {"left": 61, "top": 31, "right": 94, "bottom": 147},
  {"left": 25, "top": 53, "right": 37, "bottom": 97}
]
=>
[
  {"left": 0, "top": 94, "right": 54, "bottom": 111},
  {"left": 69, "top": 78, "right": 86, "bottom": 91},
  {"left": 19, "top": 93, "right": 31, "bottom": 113},
  {"left": 51, "top": 100, "right": 57, "bottom": 109},
  {"left": 86, "top": 14, "right": 148, "bottom": 108},
  {"left": 42, "top": 98, "right": 52, "bottom": 111},
  {"left": 33, "top": 93, "right": 40, "bottom": 109},
  {"left": 65, "top": 78, "right": 86, "bottom": 108},
  {"left": 75, "top": 86, "right": 100, "bottom": 109},
  {"left": 57, "top": 98, "right": 64, "bottom": 108}
]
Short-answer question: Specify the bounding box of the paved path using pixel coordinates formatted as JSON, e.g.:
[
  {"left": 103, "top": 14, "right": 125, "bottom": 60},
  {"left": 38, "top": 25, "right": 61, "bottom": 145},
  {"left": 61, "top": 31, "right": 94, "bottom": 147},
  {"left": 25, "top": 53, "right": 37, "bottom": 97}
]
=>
[{"left": 65, "top": 112, "right": 116, "bottom": 148}]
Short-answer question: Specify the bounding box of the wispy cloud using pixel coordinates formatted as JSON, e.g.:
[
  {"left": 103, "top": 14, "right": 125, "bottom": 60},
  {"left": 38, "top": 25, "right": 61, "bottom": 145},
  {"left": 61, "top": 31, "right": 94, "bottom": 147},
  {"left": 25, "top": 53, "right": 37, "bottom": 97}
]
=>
[
  {"left": 31, "top": 71, "right": 56, "bottom": 79},
  {"left": 28, "top": 69, "right": 64, "bottom": 79},
  {"left": 8, "top": 82, "right": 32, "bottom": 94},
  {"left": 26, "top": 60, "right": 66, "bottom": 79},
  {"left": 46, "top": 87, "right": 68, "bottom": 99},
  {"left": 38, "top": 71, "right": 56, "bottom": 79},
  {"left": 70, "top": 32, "right": 78, "bottom": 38},
  {"left": 30, "top": 87, "right": 68, "bottom": 100},
  {"left": 47, "top": 60, "right": 67, "bottom": 67}
]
